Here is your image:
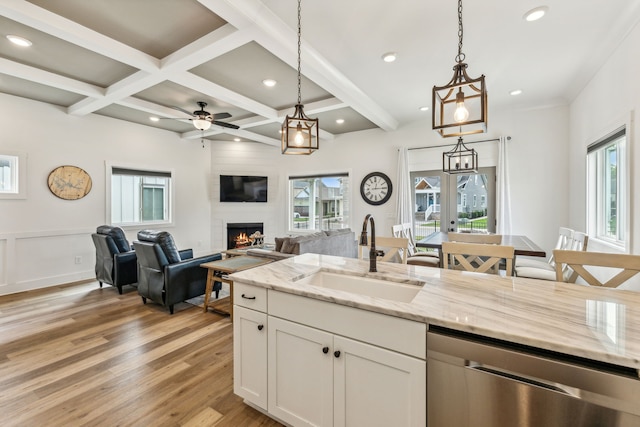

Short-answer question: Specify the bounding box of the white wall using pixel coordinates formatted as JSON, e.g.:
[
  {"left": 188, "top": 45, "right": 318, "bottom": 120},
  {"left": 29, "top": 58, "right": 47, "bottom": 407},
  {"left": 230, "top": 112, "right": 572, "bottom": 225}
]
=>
[
  {"left": 568, "top": 18, "right": 640, "bottom": 290},
  {"left": 0, "top": 93, "right": 212, "bottom": 295},
  {"left": 569, "top": 19, "right": 640, "bottom": 254}
]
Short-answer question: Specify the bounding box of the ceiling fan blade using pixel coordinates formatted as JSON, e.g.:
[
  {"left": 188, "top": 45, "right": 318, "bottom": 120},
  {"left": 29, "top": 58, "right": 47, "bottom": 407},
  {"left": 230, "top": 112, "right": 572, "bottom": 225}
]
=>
[
  {"left": 213, "top": 121, "right": 239, "bottom": 130},
  {"left": 171, "top": 106, "right": 195, "bottom": 116},
  {"left": 211, "top": 112, "right": 231, "bottom": 120}
]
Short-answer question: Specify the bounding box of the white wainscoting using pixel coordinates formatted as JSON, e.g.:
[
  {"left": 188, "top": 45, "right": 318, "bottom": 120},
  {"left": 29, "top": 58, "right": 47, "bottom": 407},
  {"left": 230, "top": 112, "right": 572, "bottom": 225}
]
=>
[{"left": 0, "top": 228, "right": 95, "bottom": 296}]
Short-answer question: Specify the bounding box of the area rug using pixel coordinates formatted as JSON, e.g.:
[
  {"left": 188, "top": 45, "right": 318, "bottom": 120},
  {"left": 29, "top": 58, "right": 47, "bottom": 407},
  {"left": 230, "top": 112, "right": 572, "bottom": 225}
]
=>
[{"left": 185, "top": 283, "right": 230, "bottom": 308}]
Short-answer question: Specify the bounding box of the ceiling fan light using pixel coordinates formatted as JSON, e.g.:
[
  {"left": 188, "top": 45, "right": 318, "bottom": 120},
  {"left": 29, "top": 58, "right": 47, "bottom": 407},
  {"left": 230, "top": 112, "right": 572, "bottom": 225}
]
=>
[{"left": 193, "top": 119, "right": 211, "bottom": 131}]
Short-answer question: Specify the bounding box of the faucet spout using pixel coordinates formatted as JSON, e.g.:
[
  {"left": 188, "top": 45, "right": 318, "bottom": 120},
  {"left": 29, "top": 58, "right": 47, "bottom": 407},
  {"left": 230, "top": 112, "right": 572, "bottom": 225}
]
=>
[{"left": 360, "top": 214, "right": 379, "bottom": 272}]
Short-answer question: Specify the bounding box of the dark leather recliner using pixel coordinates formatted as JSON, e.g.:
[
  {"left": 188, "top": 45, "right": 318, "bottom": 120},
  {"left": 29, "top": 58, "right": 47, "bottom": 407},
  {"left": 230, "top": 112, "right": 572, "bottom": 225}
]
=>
[
  {"left": 91, "top": 225, "right": 138, "bottom": 294},
  {"left": 133, "top": 230, "right": 222, "bottom": 314}
]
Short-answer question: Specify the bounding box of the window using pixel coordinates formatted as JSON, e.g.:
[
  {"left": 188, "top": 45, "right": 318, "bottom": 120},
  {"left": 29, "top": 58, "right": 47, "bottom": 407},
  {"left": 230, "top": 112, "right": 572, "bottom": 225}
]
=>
[
  {"left": 587, "top": 128, "right": 627, "bottom": 249},
  {"left": 289, "top": 173, "right": 349, "bottom": 231},
  {"left": 0, "top": 155, "right": 18, "bottom": 193},
  {"left": 0, "top": 152, "right": 27, "bottom": 199},
  {"left": 473, "top": 194, "right": 477, "bottom": 208},
  {"left": 111, "top": 167, "right": 172, "bottom": 225}
]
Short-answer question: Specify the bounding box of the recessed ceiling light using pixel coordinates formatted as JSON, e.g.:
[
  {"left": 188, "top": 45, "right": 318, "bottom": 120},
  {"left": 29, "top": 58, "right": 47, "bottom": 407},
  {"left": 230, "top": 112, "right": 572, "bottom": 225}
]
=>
[
  {"left": 381, "top": 52, "right": 397, "bottom": 63},
  {"left": 524, "top": 6, "right": 548, "bottom": 22},
  {"left": 262, "top": 79, "right": 277, "bottom": 87},
  {"left": 335, "top": 119, "right": 345, "bottom": 124},
  {"left": 234, "top": 137, "right": 241, "bottom": 142},
  {"left": 419, "top": 106, "right": 429, "bottom": 112},
  {"left": 149, "top": 116, "right": 159, "bottom": 122},
  {"left": 510, "top": 89, "right": 523, "bottom": 96},
  {"left": 6, "top": 35, "right": 32, "bottom": 47}
]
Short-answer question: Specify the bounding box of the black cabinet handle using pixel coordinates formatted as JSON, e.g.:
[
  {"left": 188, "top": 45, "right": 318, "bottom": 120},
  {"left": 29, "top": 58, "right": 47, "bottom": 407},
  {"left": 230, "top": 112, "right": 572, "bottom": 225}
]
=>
[
  {"left": 322, "top": 346, "right": 329, "bottom": 354},
  {"left": 241, "top": 294, "right": 256, "bottom": 300},
  {"left": 257, "top": 324, "right": 264, "bottom": 331},
  {"left": 334, "top": 350, "right": 341, "bottom": 358}
]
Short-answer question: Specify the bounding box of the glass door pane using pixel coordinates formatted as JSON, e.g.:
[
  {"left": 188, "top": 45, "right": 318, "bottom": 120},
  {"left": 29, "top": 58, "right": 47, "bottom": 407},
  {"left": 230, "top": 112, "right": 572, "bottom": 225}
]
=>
[
  {"left": 449, "top": 171, "right": 494, "bottom": 233},
  {"left": 411, "top": 167, "right": 495, "bottom": 237}
]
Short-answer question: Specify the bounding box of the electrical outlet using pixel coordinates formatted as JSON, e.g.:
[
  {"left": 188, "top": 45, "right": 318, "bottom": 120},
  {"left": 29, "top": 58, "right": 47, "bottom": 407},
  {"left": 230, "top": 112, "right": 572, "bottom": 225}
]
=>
[{"left": 75, "top": 256, "right": 82, "bottom": 264}]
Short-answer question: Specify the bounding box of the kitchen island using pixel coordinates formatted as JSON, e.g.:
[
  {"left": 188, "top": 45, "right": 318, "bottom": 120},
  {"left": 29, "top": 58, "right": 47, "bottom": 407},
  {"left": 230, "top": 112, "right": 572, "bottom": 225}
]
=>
[{"left": 229, "top": 253, "right": 640, "bottom": 426}]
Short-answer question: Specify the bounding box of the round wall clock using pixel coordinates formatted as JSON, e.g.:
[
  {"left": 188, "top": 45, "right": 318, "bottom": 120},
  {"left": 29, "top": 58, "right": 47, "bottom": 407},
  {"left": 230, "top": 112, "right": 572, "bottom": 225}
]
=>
[
  {"left": 47, "top": 165, "right": 92, "bottom": 200},
  {"left": 360, "top": 172, "right": 392, "bottom": 205}
]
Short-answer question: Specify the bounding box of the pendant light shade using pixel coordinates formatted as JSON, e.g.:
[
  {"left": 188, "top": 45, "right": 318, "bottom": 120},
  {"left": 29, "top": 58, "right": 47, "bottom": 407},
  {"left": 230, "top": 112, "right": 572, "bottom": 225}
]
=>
[
  {"left": 432, "top": 0, "right": 488, "bottom": 138},
  {"left": 282, "top": 0, "right": 319, "bottom": 155},
  {"left": 443, "top": 137, "right": 478, "bottom": 174},
  {"left": 282, "top": 104, "right": 319, "bottom": 154}
]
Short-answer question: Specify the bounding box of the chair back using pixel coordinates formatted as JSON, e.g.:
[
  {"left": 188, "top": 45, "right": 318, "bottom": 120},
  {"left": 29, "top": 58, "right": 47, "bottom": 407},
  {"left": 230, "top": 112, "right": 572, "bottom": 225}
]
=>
[
  {"left": 442, "top": 241, "right": 515, "bottom": 276},
  {"left": 361, "top": 236, "right": 408, "bottom": 264},
  {"left": 553, "top": 250, "right": 640, "bottom": 288},
  {"left": 448, "top": 232, "right": 503, "bottom": 245}
]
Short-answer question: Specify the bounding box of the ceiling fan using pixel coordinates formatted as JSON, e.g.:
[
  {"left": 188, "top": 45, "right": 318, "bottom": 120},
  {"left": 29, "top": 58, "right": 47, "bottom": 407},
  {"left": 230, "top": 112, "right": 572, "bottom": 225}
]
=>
[{"left": 167, "top": 101, "right": 239, "bottom": 131}]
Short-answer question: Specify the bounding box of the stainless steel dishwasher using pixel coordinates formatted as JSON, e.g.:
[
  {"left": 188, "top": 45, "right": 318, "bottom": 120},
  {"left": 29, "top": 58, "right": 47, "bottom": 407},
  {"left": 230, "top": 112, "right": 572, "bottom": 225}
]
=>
[{"left": 427, "top": 326, "right": 640, "bottom": 427}]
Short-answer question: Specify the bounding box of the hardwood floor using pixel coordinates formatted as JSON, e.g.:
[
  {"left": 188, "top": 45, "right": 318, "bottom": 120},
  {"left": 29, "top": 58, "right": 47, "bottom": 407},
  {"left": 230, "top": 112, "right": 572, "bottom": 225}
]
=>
[{"left": 0, "top": 280, "right": 283, "bottom": 427}]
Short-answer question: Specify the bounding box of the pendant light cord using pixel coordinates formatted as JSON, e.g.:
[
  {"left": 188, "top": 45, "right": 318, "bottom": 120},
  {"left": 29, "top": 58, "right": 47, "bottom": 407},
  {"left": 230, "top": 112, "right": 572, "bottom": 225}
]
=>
[
  {"left": 297, "top": 0, "right": 302, "bottom": 105},
  {"left": 456, "top": 0, "right": 465, "bottom": 64}
]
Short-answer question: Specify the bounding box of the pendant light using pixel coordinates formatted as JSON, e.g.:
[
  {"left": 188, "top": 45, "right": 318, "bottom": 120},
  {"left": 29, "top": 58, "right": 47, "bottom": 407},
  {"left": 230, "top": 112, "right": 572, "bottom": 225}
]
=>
[
  {"left": 281, "top": 0, "right": 319, "bottom": 155},
  {"left": 432, "top": 0, "right": 488, "bottom": 138},
  {"left": 443, "top": 137, "right": 478, "bottom": 174}
]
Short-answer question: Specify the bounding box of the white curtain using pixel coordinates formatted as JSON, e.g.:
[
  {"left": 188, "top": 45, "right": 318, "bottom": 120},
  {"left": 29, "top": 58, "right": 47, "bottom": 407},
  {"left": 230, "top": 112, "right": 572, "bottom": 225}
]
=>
[
  {"left": 396, "top": 147, "right": 413, "bottom": 227},
  {"left": 496, "top": 136, "right": 512, "bottom": 234}
]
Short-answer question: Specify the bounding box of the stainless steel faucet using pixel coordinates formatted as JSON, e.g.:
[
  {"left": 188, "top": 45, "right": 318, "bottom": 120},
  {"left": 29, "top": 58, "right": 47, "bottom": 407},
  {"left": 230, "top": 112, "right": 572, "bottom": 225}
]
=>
[{"left": 360, "top": 214, "right": 384, "bottom": 272}]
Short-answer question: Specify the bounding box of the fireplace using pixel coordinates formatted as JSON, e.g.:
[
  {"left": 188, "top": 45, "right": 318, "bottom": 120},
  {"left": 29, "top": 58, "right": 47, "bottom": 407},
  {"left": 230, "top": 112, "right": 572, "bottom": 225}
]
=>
[{"left": 227, "top": 222, "right": 264, "bottom": 249}]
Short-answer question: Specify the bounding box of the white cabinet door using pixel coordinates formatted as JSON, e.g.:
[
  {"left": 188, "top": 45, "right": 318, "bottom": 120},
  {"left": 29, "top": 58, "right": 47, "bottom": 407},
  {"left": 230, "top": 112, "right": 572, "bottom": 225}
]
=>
[
  {"left": 268, "top": 316, "right": 333, "bottom": 427},
  {"left": 234, "top": 306, "right": 268, "bottom": 410},
  {"left": 333, "top": 336, "right": 426, "bottom": 427}
]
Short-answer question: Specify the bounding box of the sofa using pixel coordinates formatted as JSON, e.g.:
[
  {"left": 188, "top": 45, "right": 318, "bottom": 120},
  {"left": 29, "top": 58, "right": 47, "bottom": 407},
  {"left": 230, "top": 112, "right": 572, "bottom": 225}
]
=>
[{"left": 247, "top": 228, "right": 358, "bottom": 261}]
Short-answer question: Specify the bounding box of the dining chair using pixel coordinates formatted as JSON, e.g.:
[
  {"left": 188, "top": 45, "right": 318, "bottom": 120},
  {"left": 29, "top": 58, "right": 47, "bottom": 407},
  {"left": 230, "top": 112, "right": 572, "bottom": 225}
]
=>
[
  {"left": 515, "top": 226, "right": 574, "bottom": 271},
  {"left": 516, "top": 232, "right": 588, "bottom": 281},
  {"left": 442, "top": 241, "right": 515, "bottom": 276},
  {"left": 448, "top": 232, "right": 503, "bottom": 244},
  {"left": 361, "top": 236, "right": 409, "bottom": 264},
  {"left": 553, "top": 250, "right": 640, "bottom": 288},
  {"left": 392, "top": 223, "right": 440, "bottom": 267}
]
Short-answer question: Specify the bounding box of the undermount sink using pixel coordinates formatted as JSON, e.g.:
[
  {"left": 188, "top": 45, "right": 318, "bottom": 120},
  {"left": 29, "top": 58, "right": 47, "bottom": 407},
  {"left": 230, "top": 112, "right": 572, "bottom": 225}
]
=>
[{"left": 293, "top": 270, "right": 424, "bottom": 302}]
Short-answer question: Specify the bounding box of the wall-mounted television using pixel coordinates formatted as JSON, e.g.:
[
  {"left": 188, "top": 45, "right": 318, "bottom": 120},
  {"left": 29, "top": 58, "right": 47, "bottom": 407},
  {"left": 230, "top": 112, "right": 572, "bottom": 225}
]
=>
[{"left": 220, "top": 175, "right": 268, "bottom": 202}]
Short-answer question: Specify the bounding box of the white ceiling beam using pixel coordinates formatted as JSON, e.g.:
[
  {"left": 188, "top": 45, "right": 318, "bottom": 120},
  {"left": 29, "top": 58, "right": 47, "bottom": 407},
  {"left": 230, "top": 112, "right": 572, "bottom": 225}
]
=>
[
  {"left": 0, "top": 58, "right": 104, "bottom": 97},
  {"left": 198, "top": 0, "right": 399, "bottom": 132},
  {"left": 0, "top": 0, "right": 159, "bottom": 72},
  {"left": 67, "top": 25, "right": 255, "bottom": 116},
  {"left": 171, "top": 72, "right": 279, "bottom": 119}
]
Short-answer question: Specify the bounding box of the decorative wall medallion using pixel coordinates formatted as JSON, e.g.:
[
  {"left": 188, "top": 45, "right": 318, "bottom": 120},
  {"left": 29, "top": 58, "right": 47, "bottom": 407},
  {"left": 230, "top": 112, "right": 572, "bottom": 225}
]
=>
[{"left": 47, "top": 165, "right": 92, "bottom": 200}]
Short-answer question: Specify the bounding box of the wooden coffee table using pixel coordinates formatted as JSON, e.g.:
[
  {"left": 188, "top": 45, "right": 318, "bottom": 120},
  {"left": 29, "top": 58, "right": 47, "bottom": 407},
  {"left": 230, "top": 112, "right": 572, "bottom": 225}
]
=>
[{"left": 200, "top": 255, "right": 272, "bottom": 320}]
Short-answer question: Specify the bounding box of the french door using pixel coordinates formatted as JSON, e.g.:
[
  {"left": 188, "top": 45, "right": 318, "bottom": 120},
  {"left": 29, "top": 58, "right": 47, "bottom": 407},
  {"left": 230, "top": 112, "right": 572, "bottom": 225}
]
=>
[{"left": 410, "top": 167, "right": 496, "bottom": 239}]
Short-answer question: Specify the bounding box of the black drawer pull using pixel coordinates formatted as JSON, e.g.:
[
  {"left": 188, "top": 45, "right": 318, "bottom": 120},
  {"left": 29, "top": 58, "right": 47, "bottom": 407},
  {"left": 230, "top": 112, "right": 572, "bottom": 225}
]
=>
[
  {"left": 241, "top": 294, "right": 256, "bottom": 300},
  {"left": 257, "top": 324, "right": 264, "bottom": 331},
  {"left": 322, "top": 346, "right": 329, "bottom": 354},
  {"left": 334, "top": 350, "right": 341, "bottom": 358}
]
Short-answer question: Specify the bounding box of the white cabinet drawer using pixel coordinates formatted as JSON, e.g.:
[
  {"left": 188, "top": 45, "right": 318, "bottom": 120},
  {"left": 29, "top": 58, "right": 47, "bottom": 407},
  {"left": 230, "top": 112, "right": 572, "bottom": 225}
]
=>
[
  {"left": 269, "top": 290, "right": 426, "bottom": 359},
  {"left": 234, "top": 282, "right": 267, "bottom": 312}
]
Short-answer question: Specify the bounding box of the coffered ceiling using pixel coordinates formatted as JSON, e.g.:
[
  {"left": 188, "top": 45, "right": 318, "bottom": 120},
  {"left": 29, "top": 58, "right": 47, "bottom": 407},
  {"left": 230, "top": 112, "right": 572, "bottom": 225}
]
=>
[{"left": 1, "top": 0, "right": 639, "bottom": 147}]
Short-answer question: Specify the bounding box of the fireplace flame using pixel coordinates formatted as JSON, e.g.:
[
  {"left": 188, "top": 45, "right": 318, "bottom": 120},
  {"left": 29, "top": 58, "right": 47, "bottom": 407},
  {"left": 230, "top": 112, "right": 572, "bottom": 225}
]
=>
[{"left": 234, "top": 232, "right": 251, "bottom": 247}]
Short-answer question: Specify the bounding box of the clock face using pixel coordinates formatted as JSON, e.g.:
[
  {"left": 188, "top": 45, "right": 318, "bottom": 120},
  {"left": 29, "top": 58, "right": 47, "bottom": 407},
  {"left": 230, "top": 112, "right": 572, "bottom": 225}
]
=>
[
  {"left": 360, "top": 172, "right": 392, "bottom": 205},
  {"left": 47, "top": 165, "right": 92, "bottom": 200}
]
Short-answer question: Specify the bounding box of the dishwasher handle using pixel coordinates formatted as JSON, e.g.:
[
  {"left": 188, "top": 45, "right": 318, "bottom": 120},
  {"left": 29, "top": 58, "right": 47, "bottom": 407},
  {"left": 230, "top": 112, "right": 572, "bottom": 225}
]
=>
[{"left": 468, "top": 363, "right": 579, "bottom": 397}]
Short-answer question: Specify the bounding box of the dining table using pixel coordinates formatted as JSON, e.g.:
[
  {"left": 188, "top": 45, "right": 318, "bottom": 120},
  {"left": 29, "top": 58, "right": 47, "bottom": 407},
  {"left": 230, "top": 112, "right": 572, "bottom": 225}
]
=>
[{"left": 416, "top": 231, "right": 547, "bottom": 268}]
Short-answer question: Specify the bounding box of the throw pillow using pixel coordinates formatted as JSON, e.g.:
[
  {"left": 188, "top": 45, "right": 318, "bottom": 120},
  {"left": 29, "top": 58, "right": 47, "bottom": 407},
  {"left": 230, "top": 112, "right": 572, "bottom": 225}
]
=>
[{"left": 275, "top": 237, "right": 287, "bottom": 252}]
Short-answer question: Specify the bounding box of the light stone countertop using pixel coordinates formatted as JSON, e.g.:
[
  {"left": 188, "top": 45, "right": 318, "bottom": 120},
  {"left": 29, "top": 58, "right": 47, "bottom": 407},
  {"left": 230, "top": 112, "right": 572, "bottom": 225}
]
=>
[{"left": 229, "top": 253, "right": 640, "bottom": 372}]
